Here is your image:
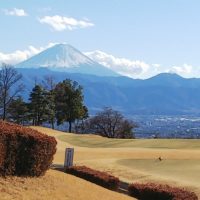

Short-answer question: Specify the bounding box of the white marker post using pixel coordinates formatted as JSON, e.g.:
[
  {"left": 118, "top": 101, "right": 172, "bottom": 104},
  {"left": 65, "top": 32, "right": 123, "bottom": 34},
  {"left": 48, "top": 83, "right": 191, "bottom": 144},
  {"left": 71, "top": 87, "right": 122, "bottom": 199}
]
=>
[{"left": 64, "top": 148, "right": 74, "bottom": 169}]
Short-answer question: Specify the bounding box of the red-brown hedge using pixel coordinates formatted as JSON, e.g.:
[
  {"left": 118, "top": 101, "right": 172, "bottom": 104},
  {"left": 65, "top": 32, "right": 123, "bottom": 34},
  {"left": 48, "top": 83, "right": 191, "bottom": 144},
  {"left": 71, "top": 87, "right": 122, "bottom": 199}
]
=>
[
  {"left": 0, "top": 121, "right": 57, "bottom": 176},
  {"left": 128, "top": 183, "right": 198, "bottom": 200},
  {"left": 66, "top": 166, "right": 119, "bottom": 190}
]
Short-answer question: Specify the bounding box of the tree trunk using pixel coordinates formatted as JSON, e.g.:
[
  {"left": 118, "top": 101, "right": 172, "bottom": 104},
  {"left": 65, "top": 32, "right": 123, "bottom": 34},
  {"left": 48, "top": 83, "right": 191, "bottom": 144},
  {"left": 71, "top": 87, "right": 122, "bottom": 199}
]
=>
[
  {"left": 2, "top": 105, "right": 6, "bottom": 120},
  {"left": 69, "top": 121, "right": 72, "bottom": 133},
  {"left": 51, "top": 119, "right": 54, "bottom": 129},
  {"left": 2, "top": 95, "right": 6, "bottom": 120}
]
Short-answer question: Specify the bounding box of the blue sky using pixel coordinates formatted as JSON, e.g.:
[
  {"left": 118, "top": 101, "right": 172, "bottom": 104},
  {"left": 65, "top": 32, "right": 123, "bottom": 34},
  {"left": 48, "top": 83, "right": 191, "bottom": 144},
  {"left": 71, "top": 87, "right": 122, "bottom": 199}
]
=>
[{"left": 0, "top": 0, "right": 200, "bottom": 78}]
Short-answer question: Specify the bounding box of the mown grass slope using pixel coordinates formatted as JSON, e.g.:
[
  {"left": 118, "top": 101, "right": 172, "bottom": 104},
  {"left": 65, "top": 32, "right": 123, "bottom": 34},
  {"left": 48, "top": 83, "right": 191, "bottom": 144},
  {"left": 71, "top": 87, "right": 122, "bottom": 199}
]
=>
[{"left": 32, "top": 126, "right": 200, "bottom": 198}]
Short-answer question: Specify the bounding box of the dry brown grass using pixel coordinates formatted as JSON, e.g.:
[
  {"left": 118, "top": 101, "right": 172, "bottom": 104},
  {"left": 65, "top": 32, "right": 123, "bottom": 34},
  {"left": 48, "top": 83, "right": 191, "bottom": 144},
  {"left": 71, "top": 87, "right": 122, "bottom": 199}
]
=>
[
  {"left": 31, "top": 126, "right": 200, "bottom": 198},
  {"left": 0, "top": 170, "right": 134, "bottom": 200}
]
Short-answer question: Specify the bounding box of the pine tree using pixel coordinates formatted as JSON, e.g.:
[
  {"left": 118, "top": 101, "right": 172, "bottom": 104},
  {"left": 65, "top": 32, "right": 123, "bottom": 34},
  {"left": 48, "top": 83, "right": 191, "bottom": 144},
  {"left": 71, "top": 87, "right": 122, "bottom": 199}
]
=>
[
  {"left": 54, "top": 79, "right": 88, "bottom": 133},
  {"left": 74, "top": 105, "right": 89, "bottom": 133},
  {"left": 7, "top": 97, "right": 28, "bottom": 125},
  {"left": 42, "top": 76, "right": 56, "bottom": 129},
  {"left": 45, "top": 90, "right": 56, "bottom": 129},
  {"left": 29, "top": 85, "right": 49, "bottom": 126}
]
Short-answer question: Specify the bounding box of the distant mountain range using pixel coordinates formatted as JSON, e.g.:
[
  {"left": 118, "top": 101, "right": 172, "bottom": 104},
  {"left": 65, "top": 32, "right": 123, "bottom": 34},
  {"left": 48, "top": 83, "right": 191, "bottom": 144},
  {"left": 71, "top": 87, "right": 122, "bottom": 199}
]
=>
[{"left": 15, "top": 44, "right": 200, "bottom": 115}]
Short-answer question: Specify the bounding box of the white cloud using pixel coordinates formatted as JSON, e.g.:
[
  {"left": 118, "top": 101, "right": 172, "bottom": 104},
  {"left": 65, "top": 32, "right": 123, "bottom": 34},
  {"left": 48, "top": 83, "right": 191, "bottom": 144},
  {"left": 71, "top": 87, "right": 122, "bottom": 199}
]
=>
[
  {"left": 0, "top": 45, "right": 197, "bottom": 79},
  {"left": 171, "top": 64, "right": 193, "bottom": 75},
  {"left": 3, "top": 8, "right": 28, "bottom": 16},
  {"left": 162, "top": 63, "right": 200, "bottom": 78},
  {"left": 84, "top": 51, "right": 199, "bottom": 78},
  {"left": 38, "top": 15, "right": 94, "bottom": 31},
  {"left": 152, "top": 64, "right": 161, "bottom": 68},
  {"left": 85, "top": 50, "right": 150, "bottom": 78},
  {"left": 0, "top": 43, "right": 56, "bottom": 65}
]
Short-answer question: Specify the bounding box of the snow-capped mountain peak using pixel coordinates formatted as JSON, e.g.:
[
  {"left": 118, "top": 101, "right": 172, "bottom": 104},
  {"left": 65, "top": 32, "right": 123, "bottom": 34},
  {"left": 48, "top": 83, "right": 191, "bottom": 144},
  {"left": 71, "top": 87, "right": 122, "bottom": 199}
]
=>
[
  {"left": 16, "top": 44, "right": 119, "bottom": 77},
  {"left": 17, "top": 43, "right": 95, "bottom": 68}
]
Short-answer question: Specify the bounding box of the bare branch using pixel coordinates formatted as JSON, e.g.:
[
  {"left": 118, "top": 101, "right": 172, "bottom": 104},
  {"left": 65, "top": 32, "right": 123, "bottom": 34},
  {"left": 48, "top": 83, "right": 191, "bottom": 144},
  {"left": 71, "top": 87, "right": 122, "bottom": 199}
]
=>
[{"left": 0, "top": 64, "right": 23, "bottom": 120}]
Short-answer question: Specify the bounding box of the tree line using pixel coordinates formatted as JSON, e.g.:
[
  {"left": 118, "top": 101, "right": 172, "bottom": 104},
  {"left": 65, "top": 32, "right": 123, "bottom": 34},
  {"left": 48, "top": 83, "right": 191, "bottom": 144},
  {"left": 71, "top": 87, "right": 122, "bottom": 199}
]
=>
[{"left": 0, "top": 64, "right": 137, "bottom": 138}]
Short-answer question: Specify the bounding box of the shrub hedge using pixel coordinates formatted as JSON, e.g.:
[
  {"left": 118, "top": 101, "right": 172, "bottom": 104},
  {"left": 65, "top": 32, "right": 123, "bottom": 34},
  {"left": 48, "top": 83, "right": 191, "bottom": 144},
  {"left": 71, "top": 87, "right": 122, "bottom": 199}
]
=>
[
  {"left": 128, "top": 183, "right": 198, "bottom": 200},
  {"left": 66, "top": 166, "right": 119, "bottom": 190},
  {"left": 0, "top": 121, "right": 57, "bottom": 176}
]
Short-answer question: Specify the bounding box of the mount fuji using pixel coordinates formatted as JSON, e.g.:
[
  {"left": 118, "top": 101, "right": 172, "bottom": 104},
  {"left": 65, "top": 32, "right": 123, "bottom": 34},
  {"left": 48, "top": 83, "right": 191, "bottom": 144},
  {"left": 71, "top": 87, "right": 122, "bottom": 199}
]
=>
[
  {"left": 16, "top": 44, "right": 119, "bottom": 77},
  {"left": 14, "top": 43, "right": 200, "bottom": 115}
]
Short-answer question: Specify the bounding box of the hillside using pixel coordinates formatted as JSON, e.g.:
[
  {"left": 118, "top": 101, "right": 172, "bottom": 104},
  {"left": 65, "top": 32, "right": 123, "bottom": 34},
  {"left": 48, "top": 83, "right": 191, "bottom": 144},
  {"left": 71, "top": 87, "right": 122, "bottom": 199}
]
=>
[
  {"left": 0, "top": 170, "right": 134, "bottom": 200},
  {"left": 31, "top": 127, "right": 200, "bottom": 198},
  {"left": 15, "top": 67, "right": 200, "bottom": 115}
]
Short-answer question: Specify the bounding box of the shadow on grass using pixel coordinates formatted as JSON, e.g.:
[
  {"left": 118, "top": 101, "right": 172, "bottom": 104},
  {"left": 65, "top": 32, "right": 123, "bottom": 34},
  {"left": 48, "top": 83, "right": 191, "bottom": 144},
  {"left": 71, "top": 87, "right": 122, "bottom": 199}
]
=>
[{"left": 50, "top": 164, "right": 130, "bottom": 196}]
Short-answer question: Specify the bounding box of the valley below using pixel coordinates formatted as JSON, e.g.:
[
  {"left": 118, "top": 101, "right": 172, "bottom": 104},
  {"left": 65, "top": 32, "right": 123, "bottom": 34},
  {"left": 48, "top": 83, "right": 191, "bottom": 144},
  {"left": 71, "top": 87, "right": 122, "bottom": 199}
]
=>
[{"left": 133, "top": 115, "right": 200, "bottom": 138}]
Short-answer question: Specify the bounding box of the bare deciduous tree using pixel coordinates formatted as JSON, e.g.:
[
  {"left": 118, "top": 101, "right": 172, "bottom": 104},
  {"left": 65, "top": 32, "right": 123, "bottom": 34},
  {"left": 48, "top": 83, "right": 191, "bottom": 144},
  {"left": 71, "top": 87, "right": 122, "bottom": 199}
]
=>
[
  {"left": 85, "top": 107, "right": 137, "bottom": 138},
  {"left": 0, "top": 64, "right": 24, "bottom": 120},
  {"left": 42, "top": 75, "right": 56, "bottom": 91}
]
